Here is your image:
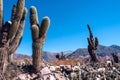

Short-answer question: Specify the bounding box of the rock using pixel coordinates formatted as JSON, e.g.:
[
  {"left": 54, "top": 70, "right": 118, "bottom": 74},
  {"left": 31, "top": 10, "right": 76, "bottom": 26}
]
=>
[
  {"left": 18, "top": 74, "right": 26, "bottom": 80},
  {"left": 97, "top": 68, "right": 105, "bottom": 72},
  {"left": 49, "top": 66, "right": 56, "bottom": 72},
  {"left": 40, "top": 67, "right": 51, "bottom": 75},
  {"left": 49, "top": 74, "right": 56, "bottom": 80}
]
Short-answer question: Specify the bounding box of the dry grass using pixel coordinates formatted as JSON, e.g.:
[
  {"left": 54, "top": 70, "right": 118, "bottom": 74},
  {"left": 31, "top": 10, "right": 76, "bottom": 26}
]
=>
[{"left": 49, "top": 58, "right": 84, "bottom": 66}]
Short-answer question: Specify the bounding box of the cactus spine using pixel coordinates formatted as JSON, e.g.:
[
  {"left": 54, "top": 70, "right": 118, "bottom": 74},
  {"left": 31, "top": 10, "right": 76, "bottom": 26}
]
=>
[
  {"left": 30, "top": 6, "right": 50, "bottom": 72},
  {"left": 0, "top": 0, "right": 27, "bottom": 73},
  {"left": 87, "top": 24, "right": 99, "bottom": 62}
]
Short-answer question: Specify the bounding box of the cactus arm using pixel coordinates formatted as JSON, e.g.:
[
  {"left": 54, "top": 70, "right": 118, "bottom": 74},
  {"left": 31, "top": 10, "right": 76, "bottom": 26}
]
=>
[
  {"left": 39, "top": 17, "right": 50, "bottom": 44},
  {"left": 0, "top": 0, "right": 3, "bottom": 32},
  {"left": 8, "top": 0, "right": 24, "bottom": 39},
  {"left": 87, "top": 38, "right": 92, "bottom": 46},
  {"left": 31, "top": 25, "right": 39, "bottom": 42},
  {"left": 95, "top": 37, "right": 98, "bottom": 47},
  {"left": 8, "top": 19, "right": 24, "bottom": 54},
  {"left": 30, "top": 6, "right": 39, "bottom": 26},
  {"left": 39, "top": 17, "right": 50, "bottom": 38},
  {"left": 8, "top": 8, "right": 27, "bottom": 55},
  {"left": 30, "top": 6, "right": 39, "bottom": 42},
  {"left": 87, "top": 24, "right": 93, "bottom": 38}
]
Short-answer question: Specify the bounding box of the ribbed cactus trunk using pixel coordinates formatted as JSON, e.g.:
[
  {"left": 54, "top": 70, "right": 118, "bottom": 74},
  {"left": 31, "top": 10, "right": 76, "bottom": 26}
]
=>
[
  {"left": 0, "top": 0, "right": 27, "bottom": 73},
  {"left": 0, "top": 48, "right": 7, "bottom": 73},
  {"left": 87, "top": 24, "right": 99, "bottom": 62},
  {"left": 30, "top": 6, "right": 50, "bottom": 72},
  {"left": 32, "top": 42, "right": 42, "bottom": 70}
]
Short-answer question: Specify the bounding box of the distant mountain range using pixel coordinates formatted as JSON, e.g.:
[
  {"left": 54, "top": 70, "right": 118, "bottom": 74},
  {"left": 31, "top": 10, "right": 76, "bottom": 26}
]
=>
[
  {"left": 67, "top": 45, "right": 120, "bottom": 58},
  {"left": 42, "top": 50, "right": 73, "bottom": 61},
  {"left": 14, "top": 45, "right": 120, "bottom": 61}
]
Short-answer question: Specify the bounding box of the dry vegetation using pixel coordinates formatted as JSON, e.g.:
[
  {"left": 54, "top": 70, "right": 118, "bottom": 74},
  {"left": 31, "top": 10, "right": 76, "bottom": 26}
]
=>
[{"left": 49, "top": 58, "right": 84, "bottom": 66}]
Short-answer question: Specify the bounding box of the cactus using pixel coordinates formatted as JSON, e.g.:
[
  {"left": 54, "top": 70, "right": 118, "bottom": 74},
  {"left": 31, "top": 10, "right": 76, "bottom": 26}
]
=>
[
  {"left": 87, "top": 24, "right": 99, "bottom": 62},
  {"left": 61, "top": 52, "right": 66, "bottom": 60},
  {"left": 56, "top": 53, "right": 61, "bottom": 60},
  {"left": 30, "top": 6, "right": 50, "bottom": 72},
  {"left": 0, "top": 0, "right": 27, "bottom": 73},
  {"left": 56, "top": 52, "right": 66, "bottom": 60},
  {"left": 112, "top": 53, "right": 119, "bottom": 63}
]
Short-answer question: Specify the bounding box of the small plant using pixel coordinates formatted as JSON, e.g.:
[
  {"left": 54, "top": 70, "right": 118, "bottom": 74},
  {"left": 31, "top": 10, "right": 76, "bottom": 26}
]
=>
[
  {"left": 56, "top": 53, "right": 61, "bottom": 60},
  {"left": 61, "top": 52, "right": 66, "bottom": 60},
  {"left": 112, "top": 53, "right": 119, "bottom": 63},
  {"left": 56, "top": 52, "right": 66, "bottom": 60}
]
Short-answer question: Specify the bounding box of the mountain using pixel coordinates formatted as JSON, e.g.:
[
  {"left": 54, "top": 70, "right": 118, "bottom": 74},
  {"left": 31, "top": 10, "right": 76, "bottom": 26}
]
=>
[
  {"left": 42, "top": 50, "right": 73, "bottom": 61},
  {"left": 67, "top": 45, "right": 120, "bottom": 58},
  {"left": 14, "top": 52, "right": 58, "bottom": 61},
  {"left": 42, "top": 51, "right": 58, "bottom": 61},
  {"left": 14, "top": 50, "right": 73, "bottom": 61},
  {"left": 14, "top": 45, "right": 120, "bottom": 60},
  {"left": 14, "top": 54, "right": 31, "bottom": 60}
]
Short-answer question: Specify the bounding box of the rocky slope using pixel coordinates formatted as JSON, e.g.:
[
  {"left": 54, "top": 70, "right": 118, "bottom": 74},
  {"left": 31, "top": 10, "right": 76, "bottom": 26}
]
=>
[{"left": 67, "top": 45, "right": 120, "bottom": 58}]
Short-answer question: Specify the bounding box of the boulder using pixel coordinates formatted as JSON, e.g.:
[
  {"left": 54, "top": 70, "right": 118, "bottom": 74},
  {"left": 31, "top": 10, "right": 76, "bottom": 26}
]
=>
[{"left": 41, "top": 67, "right": 51, "bottom": 75}]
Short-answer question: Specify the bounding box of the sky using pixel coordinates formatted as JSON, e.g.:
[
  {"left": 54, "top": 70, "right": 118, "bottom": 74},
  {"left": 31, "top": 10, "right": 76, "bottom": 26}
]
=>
[{"left": 3, "top": 0, "right": 120, "bottom": 55}]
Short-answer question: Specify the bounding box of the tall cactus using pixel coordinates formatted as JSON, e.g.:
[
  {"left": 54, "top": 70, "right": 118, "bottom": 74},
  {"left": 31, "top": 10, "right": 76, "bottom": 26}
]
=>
[
  {"left": 87, "top": 24, "right": 99, "bottom": 62},
  {"left": 30, "top": 6, "right": 50, "bottom": 72},
  {"left": 0, "top": 0, "right": 27, "bottom": 73}
]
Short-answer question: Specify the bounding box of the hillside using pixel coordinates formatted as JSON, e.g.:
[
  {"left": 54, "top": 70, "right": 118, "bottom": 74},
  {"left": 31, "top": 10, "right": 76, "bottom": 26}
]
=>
[
  {"left": 67, "top": 45, "right": 120, "bottom": 58},
  {"left": 15, "top": 45, "right": 120, "bottom": 60}
]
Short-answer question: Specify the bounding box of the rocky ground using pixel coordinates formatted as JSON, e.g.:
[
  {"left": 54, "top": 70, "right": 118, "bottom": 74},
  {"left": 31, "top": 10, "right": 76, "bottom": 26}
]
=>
[{"left": 0, "top": 58, "right": 120, "bottom": 80}]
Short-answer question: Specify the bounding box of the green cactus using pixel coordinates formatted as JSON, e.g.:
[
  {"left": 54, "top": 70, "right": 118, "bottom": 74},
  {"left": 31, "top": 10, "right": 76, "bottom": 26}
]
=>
[
  {"left": 0, "top": 0, "right": 27, "bottom": 73},
  {"left": 87, "top": 24, "right": 99, "bottom": 62},
  {"left": 30, "top": 6, "right": 39, "bottom": 26},
  {"left": 31, "top": 25, "right": 39, "bottom": 41},
  {"left": 8, "top": 0, "right": 24, "bottom": 39},
  {"left": 30, "top": 6, "right": 50, "bottom": 72}
]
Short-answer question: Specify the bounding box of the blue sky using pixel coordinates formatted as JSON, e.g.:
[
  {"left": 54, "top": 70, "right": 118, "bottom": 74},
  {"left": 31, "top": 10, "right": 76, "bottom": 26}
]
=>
[{"left": 3, "top": 0, "right": 120, "bottom": 55}]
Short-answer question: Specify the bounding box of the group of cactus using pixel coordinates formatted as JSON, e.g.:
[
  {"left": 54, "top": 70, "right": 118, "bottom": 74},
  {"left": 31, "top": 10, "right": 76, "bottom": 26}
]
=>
[
  {"left": 87, "top": 25, "right": 119, "bottom": 63},
  {"left": 56, "top": 52, "right": 66, "bottom": 60},
  {"left": 0, "top": 0, "right": 50, "bottom": 73},
  {"left": 0, "top": 0, "right": 119, "bottom": 75},
  {"left": 0, "top": 0, "right": 27, "bottom": 73}
]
